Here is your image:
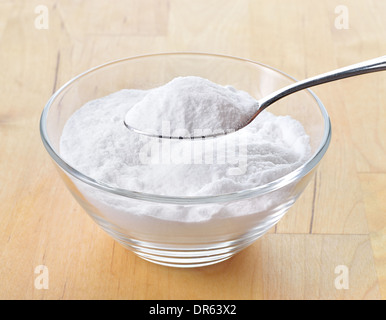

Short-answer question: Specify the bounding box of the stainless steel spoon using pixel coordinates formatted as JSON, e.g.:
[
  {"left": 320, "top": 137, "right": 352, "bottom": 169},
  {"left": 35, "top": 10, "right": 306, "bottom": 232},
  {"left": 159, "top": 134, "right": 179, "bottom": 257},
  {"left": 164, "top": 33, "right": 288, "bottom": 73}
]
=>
[{"left": 124, "top": 55, "right": 386, "bottom": 139}]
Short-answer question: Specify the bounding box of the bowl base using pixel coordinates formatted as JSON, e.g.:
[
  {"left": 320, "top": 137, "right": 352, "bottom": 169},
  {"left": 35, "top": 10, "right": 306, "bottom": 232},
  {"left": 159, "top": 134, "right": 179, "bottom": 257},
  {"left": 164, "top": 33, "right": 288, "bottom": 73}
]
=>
[{"left": 106, "top": 230, "right": 268, "bottom": 268}]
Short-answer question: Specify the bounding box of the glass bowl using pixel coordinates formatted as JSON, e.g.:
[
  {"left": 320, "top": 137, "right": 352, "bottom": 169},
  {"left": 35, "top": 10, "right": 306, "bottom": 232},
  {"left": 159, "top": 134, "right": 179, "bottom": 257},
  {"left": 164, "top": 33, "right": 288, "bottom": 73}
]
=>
[{"left": 40, "top": 52, "right": 331, "bottom": 268}]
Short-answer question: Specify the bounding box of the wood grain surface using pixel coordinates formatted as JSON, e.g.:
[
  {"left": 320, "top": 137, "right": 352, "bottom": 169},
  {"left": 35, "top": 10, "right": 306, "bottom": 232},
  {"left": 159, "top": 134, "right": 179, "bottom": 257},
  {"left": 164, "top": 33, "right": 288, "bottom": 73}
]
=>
[{"left": 0, "top": 0, "right": 385, "bottom": 300}]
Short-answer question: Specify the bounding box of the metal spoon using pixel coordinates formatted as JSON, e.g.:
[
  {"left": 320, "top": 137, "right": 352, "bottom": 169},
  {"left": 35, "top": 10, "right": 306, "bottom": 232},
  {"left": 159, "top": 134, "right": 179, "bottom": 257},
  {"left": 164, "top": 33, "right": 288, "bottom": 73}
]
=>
[{"left": 124, "top": 55, "right": 386, "bottom": 139}]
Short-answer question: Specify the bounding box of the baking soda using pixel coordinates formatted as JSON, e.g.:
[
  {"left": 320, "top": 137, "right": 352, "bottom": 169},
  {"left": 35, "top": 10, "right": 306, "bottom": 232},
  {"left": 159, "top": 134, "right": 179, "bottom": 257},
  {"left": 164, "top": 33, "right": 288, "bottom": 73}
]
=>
[
  {"left": 60, "top": 76, "right": 311, "bottom": 201},
  {"left": 124, "top": 76, "right": 258, "bottom": 138}
]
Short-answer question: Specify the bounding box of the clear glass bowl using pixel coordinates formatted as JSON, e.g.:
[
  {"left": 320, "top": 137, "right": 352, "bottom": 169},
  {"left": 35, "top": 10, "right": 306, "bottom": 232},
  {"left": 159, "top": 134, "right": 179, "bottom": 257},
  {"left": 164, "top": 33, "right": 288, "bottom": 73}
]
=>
[{"left": 40, "top": 53, "right": 331, "bottom": 268}]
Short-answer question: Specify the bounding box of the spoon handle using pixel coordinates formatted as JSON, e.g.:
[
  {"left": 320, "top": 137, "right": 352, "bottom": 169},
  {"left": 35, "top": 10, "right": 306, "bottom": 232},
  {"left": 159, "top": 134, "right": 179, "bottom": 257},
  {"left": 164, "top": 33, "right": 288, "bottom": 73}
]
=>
[{"left": 258, "top": 55, "right": 386, "bottom": 111}]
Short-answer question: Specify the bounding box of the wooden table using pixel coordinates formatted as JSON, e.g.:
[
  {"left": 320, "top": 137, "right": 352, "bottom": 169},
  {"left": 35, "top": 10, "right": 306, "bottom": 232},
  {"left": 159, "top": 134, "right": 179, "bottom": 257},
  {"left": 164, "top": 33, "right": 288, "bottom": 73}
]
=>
[{"left": 1, "top": 0, "right": 385, "bottom": 300}]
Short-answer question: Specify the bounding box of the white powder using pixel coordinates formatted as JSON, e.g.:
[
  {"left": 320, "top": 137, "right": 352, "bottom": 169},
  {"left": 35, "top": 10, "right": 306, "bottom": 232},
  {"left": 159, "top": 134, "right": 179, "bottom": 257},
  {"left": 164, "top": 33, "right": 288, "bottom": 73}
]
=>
[
  {"left": 59, "top": 76, "right": 311, "bottom": 226},
  {"left": 124, "top": 76, "right": 258, "bottom": 137}
]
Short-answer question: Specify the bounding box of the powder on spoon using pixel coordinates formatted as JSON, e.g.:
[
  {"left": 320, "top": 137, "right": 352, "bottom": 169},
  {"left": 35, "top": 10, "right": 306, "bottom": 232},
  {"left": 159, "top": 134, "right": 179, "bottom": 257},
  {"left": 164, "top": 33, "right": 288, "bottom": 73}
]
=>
[{"left": 124, "top": 76, "right": 259, "bottom": 138}]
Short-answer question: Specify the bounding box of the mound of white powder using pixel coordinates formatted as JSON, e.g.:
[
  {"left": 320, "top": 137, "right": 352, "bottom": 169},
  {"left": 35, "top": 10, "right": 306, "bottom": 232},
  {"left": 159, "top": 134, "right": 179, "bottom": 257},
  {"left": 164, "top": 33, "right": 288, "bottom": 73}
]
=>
[
  {"left": 124, "top": 76, "right": 258, "bottom": 137},
  {"left": 60, "top": 76, "right": 311, "bottom": 199}
]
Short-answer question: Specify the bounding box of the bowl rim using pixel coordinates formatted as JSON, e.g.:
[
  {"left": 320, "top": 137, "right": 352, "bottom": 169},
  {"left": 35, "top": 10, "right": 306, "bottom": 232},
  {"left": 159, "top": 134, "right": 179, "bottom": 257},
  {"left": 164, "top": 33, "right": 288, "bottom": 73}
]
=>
[{"left": 40, "top": 52, "right": 331, "bottom": 204}]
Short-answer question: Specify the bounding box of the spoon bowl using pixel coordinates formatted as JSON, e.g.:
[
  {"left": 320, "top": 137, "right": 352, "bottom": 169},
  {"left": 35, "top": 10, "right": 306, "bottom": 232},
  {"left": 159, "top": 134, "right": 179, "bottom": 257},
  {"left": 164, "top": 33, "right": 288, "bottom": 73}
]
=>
[{"left": 124, "top": 55, "right": 386, "bottom": 140}]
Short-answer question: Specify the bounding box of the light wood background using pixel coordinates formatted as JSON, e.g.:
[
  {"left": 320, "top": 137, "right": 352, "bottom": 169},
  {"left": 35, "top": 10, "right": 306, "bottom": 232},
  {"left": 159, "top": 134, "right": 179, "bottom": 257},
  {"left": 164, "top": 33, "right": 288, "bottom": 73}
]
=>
[{"left": 0, "top": 0, "right": 385, "bottom": 300}]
